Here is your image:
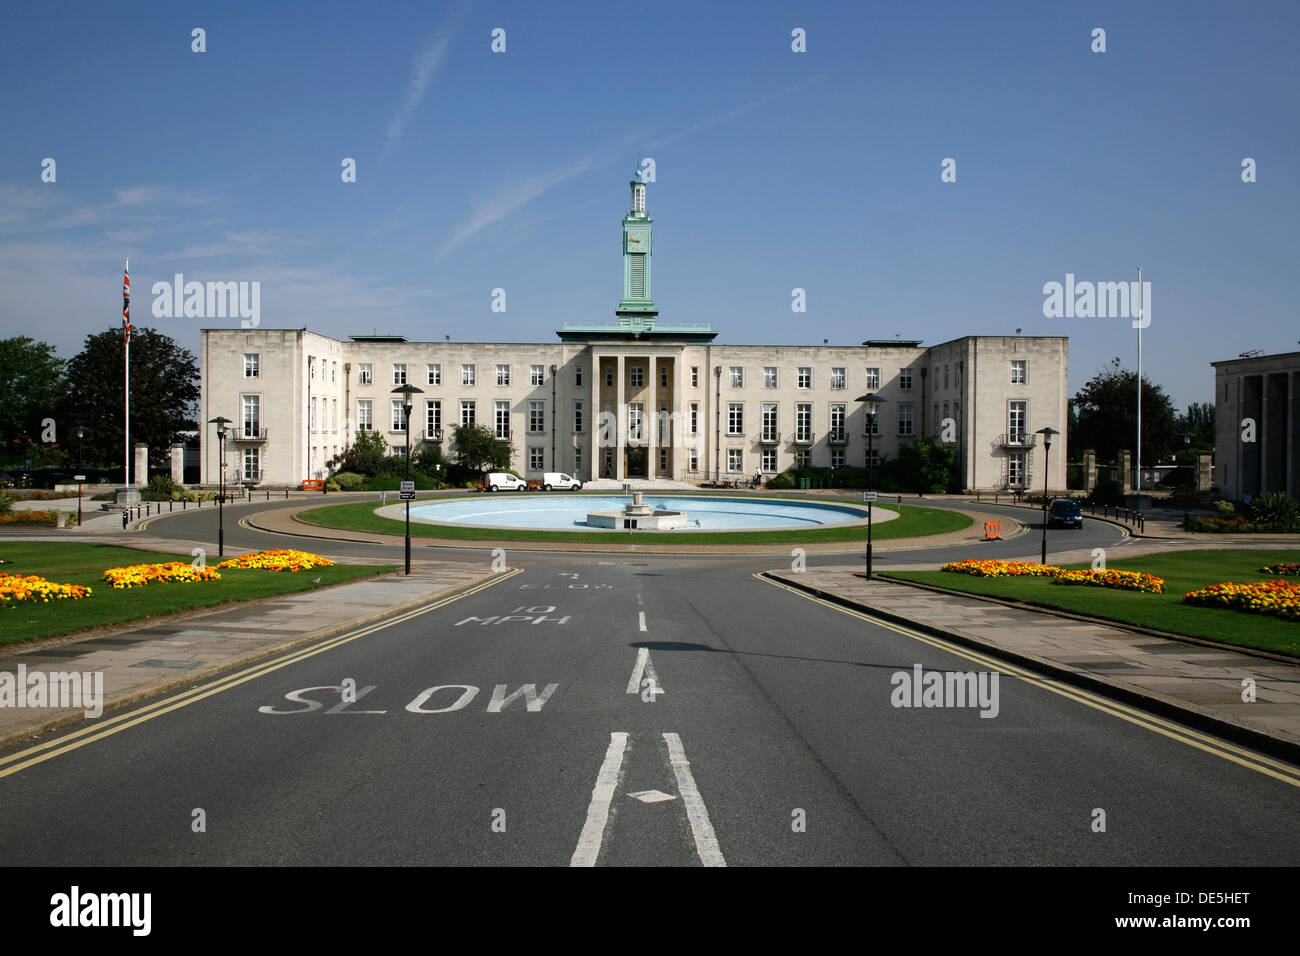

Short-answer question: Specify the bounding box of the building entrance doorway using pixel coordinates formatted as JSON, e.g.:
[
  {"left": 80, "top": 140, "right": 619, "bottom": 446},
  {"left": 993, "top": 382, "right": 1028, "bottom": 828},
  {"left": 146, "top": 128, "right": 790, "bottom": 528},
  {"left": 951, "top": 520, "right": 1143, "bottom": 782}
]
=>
[{"left": 624, "top": 447, "right": 648, "bottom": 479}]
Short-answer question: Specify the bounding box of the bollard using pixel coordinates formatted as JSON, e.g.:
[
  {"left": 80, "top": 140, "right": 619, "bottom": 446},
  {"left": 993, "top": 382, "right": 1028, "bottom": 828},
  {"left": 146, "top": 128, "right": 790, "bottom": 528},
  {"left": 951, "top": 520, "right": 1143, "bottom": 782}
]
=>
[
  {"left": 183, "top": 499, "right": 187, "bottom": 510},
  {"left": 285, "top": 489, "right": 289, "bottom": 499},
  {"left": 265, "top": 490, "right": 269, "bottom": 500}
]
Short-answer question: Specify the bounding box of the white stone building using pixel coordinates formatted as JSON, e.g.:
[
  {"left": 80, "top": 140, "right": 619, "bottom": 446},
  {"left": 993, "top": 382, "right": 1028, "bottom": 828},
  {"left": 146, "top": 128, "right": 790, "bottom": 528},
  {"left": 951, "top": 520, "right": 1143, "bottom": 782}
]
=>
[{"left": 199, "top": 175, "right": 1068, "bottom": 491}]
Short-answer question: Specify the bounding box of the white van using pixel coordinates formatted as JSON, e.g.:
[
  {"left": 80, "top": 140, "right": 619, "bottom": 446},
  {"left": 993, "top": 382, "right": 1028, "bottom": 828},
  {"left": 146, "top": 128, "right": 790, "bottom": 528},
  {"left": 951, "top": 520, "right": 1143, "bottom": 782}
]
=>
[
  {"left": 485, "top": 472, "right": 529, "bottom": 492},
  {"left": 543, "top": 473, "right": 583, "bottom": 491}
]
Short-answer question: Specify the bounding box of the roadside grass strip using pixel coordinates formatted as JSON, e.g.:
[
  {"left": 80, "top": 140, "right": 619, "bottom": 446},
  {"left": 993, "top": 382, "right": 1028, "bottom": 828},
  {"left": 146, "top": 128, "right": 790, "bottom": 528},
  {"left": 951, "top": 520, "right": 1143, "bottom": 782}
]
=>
[
  {"left": 0, "top": 573, "right": 92, "bottom": 606},
  {"left": 215, "top": 549, "right": 335, "bottom": 572},
  {"left": 1182, "top": 580, "right": 1300, "bottom": 623}
]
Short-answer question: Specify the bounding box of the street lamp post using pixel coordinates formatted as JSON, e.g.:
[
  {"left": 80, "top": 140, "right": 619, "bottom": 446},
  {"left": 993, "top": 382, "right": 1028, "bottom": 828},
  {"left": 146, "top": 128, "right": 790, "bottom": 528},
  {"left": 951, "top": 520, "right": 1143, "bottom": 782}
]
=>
[
  {"left": 208, "top": 416, "right": 232, "bottom": 557},
  {"left": 73, "top": 425, "right": 86, "bottom": 526},
  {"left": 1180, "top": 430, "right": 1195, "bottom": 528},
  {"left": 392, "top": 384, "right": 424, "bottom": 575},
  {"left": 1036, "top": 426, "right": 1060, "bottom": 565},
  {"left": 856, "top": 392, "right": 887, "bottom": 580},
  {"left": 713, "top": 366, "right": 722, "bottom": 483}
]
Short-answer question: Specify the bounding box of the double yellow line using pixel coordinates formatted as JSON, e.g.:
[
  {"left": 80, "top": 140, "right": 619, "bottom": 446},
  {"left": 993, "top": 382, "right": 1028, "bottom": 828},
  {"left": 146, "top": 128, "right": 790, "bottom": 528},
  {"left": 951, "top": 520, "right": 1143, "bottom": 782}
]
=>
[
  {"left": 758, "top": 573, "right": 1300, "bottom": 789},
  {"left": 0, "top": 568, "right": 520, "bottom": 780}
]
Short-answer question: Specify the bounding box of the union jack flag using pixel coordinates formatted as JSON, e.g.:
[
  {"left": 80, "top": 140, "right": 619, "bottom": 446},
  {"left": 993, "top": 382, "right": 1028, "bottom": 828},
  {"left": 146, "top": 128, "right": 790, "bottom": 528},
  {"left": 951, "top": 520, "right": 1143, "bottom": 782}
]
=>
[{"left": 122, "top": 258, "right": 131, "bottom": 344}]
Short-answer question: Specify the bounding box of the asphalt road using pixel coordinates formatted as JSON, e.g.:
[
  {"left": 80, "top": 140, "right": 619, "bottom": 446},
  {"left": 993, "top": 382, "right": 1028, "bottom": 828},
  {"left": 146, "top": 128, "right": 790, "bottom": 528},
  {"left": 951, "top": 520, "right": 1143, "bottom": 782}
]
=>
[{"left": 2, "top": 552, "right": 1298, "bottom": 865}]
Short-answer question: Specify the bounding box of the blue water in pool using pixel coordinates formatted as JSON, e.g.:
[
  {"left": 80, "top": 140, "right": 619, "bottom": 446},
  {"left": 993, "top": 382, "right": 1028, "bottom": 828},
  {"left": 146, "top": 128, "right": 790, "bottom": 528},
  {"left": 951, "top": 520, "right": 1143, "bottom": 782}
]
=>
[{"left": 407, "top": 495, "right": 866, "bottom": 530}]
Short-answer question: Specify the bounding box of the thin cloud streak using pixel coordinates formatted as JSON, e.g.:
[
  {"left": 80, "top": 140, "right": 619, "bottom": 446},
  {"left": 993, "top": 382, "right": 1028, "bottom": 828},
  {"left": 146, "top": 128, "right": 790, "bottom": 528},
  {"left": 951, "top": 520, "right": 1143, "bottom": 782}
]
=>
[
  {"left": 436, "top": 156, "right": 595, "bottom": 261},
  {"left": 383, "top": 3, "right": 470, "bottom": 154}
]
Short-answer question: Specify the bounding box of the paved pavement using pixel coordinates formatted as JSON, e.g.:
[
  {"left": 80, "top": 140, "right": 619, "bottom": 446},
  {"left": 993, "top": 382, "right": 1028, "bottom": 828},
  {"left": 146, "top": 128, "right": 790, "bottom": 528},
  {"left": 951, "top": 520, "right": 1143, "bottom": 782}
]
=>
[
  {"left": 0, "top": 559, "right": 502, "bottom": 748},
  {"left": 767, "top": 567, "right": 1300, "bottom": 757}
]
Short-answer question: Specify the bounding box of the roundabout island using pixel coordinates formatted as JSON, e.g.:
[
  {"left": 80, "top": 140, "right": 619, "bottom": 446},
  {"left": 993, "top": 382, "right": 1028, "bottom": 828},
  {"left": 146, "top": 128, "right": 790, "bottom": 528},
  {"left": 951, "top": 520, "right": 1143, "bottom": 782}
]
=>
[{"left": 280, "top": 490, "right": 987, "bottom": 554}]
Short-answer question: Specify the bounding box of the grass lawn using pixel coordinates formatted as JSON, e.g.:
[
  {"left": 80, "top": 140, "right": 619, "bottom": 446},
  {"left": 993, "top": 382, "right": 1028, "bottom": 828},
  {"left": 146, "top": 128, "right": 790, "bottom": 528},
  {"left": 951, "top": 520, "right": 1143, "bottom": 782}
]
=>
[
  {"left": 0, "top": 542, "right": 394, "bottom": 645},
  {"left": 294, "top": 494, "right": 971, "bottom": 545},
  {"left": 885, "top": 549, "right": 1300, "bottom": 657}
]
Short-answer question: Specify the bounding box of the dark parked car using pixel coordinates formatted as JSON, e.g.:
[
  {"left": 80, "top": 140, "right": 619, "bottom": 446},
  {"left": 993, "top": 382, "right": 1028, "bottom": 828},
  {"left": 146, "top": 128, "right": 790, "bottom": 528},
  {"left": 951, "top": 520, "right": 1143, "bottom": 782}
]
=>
[{"left": 1048, "top": 498, "right": 1083, "bottom": 529}]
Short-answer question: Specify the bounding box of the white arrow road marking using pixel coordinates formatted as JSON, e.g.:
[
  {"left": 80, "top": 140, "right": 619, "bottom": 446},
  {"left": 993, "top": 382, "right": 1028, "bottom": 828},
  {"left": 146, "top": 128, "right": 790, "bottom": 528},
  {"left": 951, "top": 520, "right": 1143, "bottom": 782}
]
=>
[
  {"left": 625, "top": 647, "right": 664, "bottom": 697},
  {"left": 664, "top": 733, "right": 726, "bottom": 867},
  {"left": 628, "top": 790, "right": 676, "bottom": 803},
  {"left": 570, "top": 732, "right": 629, "bottom": 867}
]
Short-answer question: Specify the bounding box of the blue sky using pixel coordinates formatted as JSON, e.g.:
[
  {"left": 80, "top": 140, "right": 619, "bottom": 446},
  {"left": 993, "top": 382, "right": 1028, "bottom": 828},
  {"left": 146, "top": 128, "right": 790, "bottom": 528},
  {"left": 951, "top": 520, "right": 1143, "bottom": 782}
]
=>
[{"left": 2, "top": 0, "right": 1297, "bottom": 409}]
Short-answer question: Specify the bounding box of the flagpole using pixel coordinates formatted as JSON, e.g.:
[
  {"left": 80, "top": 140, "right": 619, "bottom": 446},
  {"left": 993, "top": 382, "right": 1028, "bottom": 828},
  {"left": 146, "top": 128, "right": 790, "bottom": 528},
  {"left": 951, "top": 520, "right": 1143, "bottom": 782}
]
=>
[
  {"left": 1136, "top": 265, "right": 1142, "bottom": 499},
  {"left": 124, "top": 257, "right": 130, "bottom": 488}
]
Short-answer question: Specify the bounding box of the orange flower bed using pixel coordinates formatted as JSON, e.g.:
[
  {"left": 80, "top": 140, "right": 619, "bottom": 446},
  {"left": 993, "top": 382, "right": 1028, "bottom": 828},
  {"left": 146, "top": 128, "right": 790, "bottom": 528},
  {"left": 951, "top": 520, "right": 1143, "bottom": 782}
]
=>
[
  {"left": 0, "top": 573, "right": 92, "bottom": 606},
  {"left": 1182, "top": 579, "right": 1300, "bottom": 622},
  {"left": 101, "top": 562, "right": 221, "bottom": 589},
  {"left": 215, "top": 549, "right": 335, "bottom": 573},
  {"left": 940, "top": 559, "right": 1062, "bottom": 578},
  {"left": 1053, "top": 569, "right": 1166, "bottom": 594},
  {"left": 1260, "top": 563, "right": 1300, "bottom": 576}
]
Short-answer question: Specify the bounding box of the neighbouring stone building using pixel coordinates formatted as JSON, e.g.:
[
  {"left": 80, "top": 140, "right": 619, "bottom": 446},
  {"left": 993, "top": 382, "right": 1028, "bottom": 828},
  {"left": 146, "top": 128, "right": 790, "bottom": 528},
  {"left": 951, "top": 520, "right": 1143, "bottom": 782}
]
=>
[
  {"left": 200, "top": 173, "right": 1068, "bottom": 491},
  {"left": 1212, "top": 348, "right": 1300, "bottom": 499}
]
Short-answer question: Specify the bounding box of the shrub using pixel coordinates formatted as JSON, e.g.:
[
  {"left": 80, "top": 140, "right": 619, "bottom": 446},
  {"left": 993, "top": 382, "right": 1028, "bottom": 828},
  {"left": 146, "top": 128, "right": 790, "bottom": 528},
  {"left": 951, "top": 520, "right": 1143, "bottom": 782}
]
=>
[
  {"left": 0, "top": 492, "right": 13, "bottom": 515},
  {"left": 215, "top": 549, "right": 335, "bottom": 572},
  {"left": 1214, "top": 499, "right": 1236, "bottom": 516},
  {"left": 331, "top": 471, "right": 366, "bottom": 490},
  {"left": 1248, "top": 492, "right": 1299, "bottom": 527},
  {"left": 1085, "top": 479, "right": 1124, "bottom": 507},
  {"left": 766, "top": 472, "right": 796, "bottom": 490},
  {"left": 1260, "top": 563, "right": 1300, "bottom": 576}
]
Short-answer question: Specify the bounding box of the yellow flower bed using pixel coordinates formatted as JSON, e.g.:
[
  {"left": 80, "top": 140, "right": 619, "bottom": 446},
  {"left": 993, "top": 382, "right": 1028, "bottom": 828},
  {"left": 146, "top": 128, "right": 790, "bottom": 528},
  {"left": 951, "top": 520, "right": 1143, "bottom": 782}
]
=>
[
  {"left": 940, "top": 559, "right": 1063, "bottom": 578},
  {"left": 215, "top": 549, "right": 336, "bottom": 573},
  {"left": 1053, "top": 569, "right": 1166, "bottom": 594},
  {"left": 101, "top": 562, "right": 221, "bottom": 589},
  {"left": 1182, "top": 580, "right": 1300, "bottom": 622},
  {"left": 1260, "top": 563, "right": 1300, "bottom": 576},
  {"left": 940, "top": 559, "right": 1166, "bottom": 593},
  {"left": 0, "top": 573, "right": 92, "bottom": 607}
]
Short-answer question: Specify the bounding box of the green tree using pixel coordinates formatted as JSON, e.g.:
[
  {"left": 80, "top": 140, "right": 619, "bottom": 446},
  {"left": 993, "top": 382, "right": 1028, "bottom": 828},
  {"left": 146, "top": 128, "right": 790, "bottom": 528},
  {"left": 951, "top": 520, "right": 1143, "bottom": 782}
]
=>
[
  {"left": 412, "top": 440, "right": 445, "bottom": 476},
  {"left": 450, "top": 423, "right": 512, "bottom": 476},
  {"left": 892, "top": 437, "right": 956, "bottom": 493},
  {"left": 328, "top": 430, "right": 388, "bottom": 476},
  {"left": 0, "top": 337, "right": 67, "bottom": 465},
  {"left": 61, "top": 327, "right": 199, "bottom": 469},
  {"left": 1072, "top": 358, "right": 1178, "bottom": 464},
  {"left": 1177, "top": 402, "right": 1215, "bottom": 447}
]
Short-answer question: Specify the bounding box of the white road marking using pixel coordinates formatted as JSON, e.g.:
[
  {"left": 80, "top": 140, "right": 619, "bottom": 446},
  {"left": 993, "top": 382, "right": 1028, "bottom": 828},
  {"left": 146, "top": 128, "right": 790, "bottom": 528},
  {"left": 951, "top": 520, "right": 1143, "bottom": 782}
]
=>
[
  {"left": 629, "top": 789, "right": 676, "bottom": 803},
  {"left": 638, "top": 611, "right": 647, "bottom": 632},
  {"left": 625, "top": 648, "right": 663, "bottom": 697},
  {"left": 663, "top": 733, "right": 726, "bottom": 867},
  {"left": 570, "top": 732, "right": 629, "bottom": 867}
]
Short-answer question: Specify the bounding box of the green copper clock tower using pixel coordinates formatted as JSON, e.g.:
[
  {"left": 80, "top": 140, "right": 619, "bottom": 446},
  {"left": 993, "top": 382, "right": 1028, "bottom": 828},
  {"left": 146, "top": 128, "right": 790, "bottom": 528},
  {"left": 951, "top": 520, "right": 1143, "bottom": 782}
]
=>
[{"left": 617, "top": 168, "right": 657, "bottom": 323}]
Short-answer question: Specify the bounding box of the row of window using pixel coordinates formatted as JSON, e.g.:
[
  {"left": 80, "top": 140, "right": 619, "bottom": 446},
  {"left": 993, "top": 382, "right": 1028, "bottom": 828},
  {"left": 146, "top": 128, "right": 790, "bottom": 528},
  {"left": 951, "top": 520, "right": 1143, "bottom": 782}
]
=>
[{"left": 242, "top": 355, "right": 1029, "bottom": 390}]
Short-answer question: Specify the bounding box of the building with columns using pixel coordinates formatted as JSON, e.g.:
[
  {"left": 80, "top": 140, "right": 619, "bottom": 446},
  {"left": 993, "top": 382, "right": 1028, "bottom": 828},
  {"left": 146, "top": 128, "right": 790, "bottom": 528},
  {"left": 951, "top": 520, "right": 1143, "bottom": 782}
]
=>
[
  {"left": 1212, "top": 348, "right": 1300, "bottom": 499},
  {"left": 200, "top": 172, "right": 1068, "bottom": 491}
]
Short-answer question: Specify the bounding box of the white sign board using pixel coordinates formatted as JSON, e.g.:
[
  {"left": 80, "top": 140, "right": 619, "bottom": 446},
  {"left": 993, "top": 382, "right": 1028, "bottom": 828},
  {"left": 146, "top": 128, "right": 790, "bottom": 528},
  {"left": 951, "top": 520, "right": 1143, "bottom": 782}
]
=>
[
  {"left": 399, "top": 491, "right": 416, "bottom": 501},
  {"left": 74, "top": 474, "right": 86, "bottom": 482},
  {"left": 863, "top": 491, "right": 878, "bottom": 502},
  {"left": 400, "top": 480, "right": 415, "bottom": 493}
]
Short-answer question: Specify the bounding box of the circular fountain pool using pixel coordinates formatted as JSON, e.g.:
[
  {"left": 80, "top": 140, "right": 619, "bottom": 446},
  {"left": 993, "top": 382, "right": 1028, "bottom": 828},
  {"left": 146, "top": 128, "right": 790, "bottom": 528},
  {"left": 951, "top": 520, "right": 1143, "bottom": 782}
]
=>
[{"left": 399, "top": 495, "right": 892, "bottom": 532}]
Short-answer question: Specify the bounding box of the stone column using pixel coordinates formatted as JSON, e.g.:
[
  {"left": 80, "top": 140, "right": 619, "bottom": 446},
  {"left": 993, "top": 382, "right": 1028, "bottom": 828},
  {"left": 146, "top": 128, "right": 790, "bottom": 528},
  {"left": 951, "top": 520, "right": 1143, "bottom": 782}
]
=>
[
  {"left": 1197, "top": 451, "right": 1213, "bottom": 492},
  {"left": 590, "top": 352, "right": 600, "bottom": 483},
  {"left": 1118, "top": 449, "right": 1132, "bottom": 493},
  {"left": 170, "top": 443, "right": 185, "bottom": 485},
  {"left": 133, "top": 443, "right": 149, "bottom": 487},
  {"left": 1083, "top": 448, "right": 1096, "bottom": 493},
  {"left": 648, "top": 354, "right": 658, "bottom": 479},
  {"left": 615, "top": 354, "right": 625, "bottom": 481}
]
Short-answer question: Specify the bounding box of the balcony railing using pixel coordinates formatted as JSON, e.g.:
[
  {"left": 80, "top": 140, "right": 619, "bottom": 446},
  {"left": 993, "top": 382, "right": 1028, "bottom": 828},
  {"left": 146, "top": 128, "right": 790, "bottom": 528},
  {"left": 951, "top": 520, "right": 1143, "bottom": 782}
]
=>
[
  {"left": 998, "top": 432, "right": 1037, "bottom": 448},
  {"left": 759, "top": 431, "right": 781, "bottom": 444},
  {"left": 419, "top": 429, "right": 444, "bottom": 442},
  {"left": 238, "top": 470, "right": 265, "bottom": 484},
  {"left": 828, "top": 430, "right": 849, "bottom": 445},
  {"left": 792, "top": 432, "right": 815, "bottom": 445},
  {"left": 232, "top": 427, "right": 268, "bottom": 442}
]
